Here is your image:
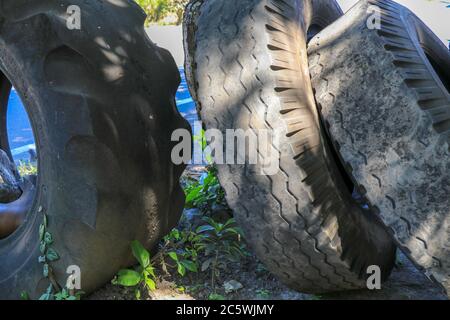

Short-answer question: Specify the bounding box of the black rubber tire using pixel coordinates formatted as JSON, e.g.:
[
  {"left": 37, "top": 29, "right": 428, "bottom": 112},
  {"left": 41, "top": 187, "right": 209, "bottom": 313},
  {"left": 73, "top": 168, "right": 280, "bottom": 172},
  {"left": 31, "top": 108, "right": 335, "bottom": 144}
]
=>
[
  {"left": 184, "top": 0, "right": 396, "bottom": 293},
  {"left": 309, "top": 0, "right": 450, "bottom": 295},
  {"left": 0, "top": 0, "right": 189, "bottom": 299}
]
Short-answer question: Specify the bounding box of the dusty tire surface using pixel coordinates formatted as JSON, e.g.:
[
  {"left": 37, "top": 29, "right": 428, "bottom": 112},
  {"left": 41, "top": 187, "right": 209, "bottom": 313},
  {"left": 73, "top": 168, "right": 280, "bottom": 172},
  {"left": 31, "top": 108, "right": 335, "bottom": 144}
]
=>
[
  {"left": 309, "top": 0, "right": 450, "bottom": 294},
  {"left": 184, "top": 0, "right": 396, "bottom": 293},
  {"left": 0, "top": 0, "right": 189, "bottom": 299}
]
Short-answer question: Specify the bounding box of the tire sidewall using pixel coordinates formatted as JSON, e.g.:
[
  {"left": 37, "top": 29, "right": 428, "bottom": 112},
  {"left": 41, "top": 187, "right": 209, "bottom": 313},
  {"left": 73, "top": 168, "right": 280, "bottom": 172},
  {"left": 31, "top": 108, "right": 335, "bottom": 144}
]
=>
[{"left": 0, "top": 43, "right": 49, "bottom": 299}]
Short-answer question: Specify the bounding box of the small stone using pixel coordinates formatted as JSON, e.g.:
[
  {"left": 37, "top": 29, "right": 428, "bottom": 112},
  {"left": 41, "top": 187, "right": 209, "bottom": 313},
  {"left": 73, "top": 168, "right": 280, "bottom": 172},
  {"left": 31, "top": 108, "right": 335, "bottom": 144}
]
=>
[{"left": 223, "top": 280, "right": 243, "bottom": 293}]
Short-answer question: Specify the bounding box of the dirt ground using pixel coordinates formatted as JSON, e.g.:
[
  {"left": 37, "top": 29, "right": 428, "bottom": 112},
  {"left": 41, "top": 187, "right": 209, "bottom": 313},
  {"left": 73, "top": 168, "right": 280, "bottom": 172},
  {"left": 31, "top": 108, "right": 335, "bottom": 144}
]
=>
[
  {"left": 89, "top": 249, "right": 446, "bottom": 300},
  {"left": 88, "top": 166, "right": 447, "bottom": 301}
]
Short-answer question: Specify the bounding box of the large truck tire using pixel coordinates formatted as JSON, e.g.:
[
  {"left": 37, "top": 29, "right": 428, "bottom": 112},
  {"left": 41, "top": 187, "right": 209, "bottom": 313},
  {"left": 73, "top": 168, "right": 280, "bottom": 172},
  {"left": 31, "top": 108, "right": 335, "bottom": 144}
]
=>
[
  {"left": 184, "top": 0, "right": 396, "bottom": 293},
  {"left": 309, "top": 0, "right": 450, "bottom": 294},
  {"left": 0, "top": 0, "right": 189, "bottom": 299}
]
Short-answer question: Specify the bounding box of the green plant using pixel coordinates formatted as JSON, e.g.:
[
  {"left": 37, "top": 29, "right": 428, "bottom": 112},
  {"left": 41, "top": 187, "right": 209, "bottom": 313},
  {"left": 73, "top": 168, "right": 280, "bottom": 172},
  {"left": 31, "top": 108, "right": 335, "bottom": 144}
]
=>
[
  {"left": 134, "top": 0, "right": 188, "bottom": 25},
  {"left": 196, "top": 217, "right": 245, "bottom": 290},
  {"left": 35, "top": 212, "right": 84, "bottom": 301},
  {"left": 208, "top": 293, "right": 226, "bottom": 300},
  {"left": 170, "top": 0, "right": 189, "bottom": 24},
  {"left": 255, "top": 263, "right": 268, "bottom": 274},
  {"left": 184, "top": 166, "right": 225, "bottom": 210},
  {"left": 112, "top": 240, "right": 157, "bottom": 299},
  {"left": 37, "top": 214, "right": 67, "bottom": 300},
  {"left": 256, "top": 289, "right": 271, "bottom": 299},
  {"left": 20, "top": 291, "right": 29, "bottom": 300},
  {"left": 193, "top": 128, "right": 213, "bottom": 164},
  {"left": 17, "top": 160, "right": 37, "bottom": 176},
  {"left": 159, "top": 228, "right": 201, "bottom": 277},
  {"left": 159, "top": 216, "right": 246, "bottom": 292},
  {"left": 186, "top": 283, "right": 205, "bottom": 294},
  {"left": 184, "top": 130, "right": 225, "bottom": 211},
  {"left": 167, "top": 251, "right": 198, "bottom": 276},
  {"left": 135, "top": 0, "right": 169, "bottom": 25},
  {"left": 54, "top": 288, "right": 84, "bottom": 301},
  {"left": 39, "top": 285, "right": 54, "bottom": 301},
  {"left": 38, "top": 284, "right": 83, "bottom": 301}
]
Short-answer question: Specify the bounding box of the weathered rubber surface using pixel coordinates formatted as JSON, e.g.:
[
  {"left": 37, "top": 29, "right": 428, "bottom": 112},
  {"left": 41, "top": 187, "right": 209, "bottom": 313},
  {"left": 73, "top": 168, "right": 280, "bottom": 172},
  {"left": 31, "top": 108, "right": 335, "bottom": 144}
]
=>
[
  {"left": 309, "top": 0, "right": 450, "bottom": 294},
  {"left": 0, "top": 0, "right": 189, "bottom": 299},
  {"left": 184, "top": 0, "right": 396, "bottom": 293}
]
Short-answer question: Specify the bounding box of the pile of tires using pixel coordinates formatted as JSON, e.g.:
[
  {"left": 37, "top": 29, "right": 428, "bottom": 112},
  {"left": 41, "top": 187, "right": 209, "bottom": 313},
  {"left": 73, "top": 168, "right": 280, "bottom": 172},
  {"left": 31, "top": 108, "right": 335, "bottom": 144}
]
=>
[
  {"left": 184, "top": 0, "right": 450, "bottom": 296},
  {"left": 1, "top": 0, "right": 448, "bottom": 300}
]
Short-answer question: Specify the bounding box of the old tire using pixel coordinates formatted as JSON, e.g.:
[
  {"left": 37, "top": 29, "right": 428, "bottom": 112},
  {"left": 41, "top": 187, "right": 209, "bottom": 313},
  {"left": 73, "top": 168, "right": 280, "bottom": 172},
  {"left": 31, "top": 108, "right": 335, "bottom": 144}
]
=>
[
  {"left": 309, "top": 0, "right": 450, "bottom": 294},
  {"left": 184, "top": 0, "right": 396, "bottom": 293},
  {"left": 0, "top": 0, "right": 189, "bottom": 299}
]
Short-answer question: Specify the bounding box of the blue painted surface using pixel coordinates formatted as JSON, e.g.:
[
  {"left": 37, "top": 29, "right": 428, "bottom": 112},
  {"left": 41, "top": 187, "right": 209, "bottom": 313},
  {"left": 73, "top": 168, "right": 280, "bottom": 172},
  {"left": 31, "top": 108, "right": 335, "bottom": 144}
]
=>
[
  {"left": 176, "top": 68, "right": 198, "bottom": 128},
  {"left": 7, "top": 68, "right": 198, "bottom": 162},
  {"left": 7, "top": 88, "right": 35, "bottom": 162}
]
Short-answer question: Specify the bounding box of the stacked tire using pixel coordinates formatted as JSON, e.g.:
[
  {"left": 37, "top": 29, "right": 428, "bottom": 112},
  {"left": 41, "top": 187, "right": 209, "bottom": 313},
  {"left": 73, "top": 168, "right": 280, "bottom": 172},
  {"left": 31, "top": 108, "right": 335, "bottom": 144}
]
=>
[
  {"left": 184, "top": 0, "right": 396, "bottom": 293},
  {"left": 309, "top": 0, "right": 450, "bottom": 295},
  {"left": 184, "top": 0, "right": 450, "bottom": 296}
]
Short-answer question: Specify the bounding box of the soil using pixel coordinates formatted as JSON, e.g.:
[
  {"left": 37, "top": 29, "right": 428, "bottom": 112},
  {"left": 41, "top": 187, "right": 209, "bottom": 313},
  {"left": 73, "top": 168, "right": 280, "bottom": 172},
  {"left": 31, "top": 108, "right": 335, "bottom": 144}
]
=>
[
  {"left": 88, "top": 166, "right": 447, "bottom": 301},
  {"left": 89, "top": 249, "right": 446, "bottom": 300}
]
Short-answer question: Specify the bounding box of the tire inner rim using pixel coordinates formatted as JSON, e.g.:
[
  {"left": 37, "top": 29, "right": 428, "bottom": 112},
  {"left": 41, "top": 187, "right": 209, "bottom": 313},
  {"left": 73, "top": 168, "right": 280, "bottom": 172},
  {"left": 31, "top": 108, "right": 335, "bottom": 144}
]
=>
[{"left": 0, "top": 72, "right": 37, "bottom": 240}]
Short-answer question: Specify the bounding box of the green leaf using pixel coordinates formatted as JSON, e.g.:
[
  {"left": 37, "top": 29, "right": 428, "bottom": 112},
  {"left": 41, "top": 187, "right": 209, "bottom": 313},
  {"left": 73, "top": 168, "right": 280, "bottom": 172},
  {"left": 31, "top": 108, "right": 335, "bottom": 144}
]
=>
[
  {"left": 234, "top": 227, "right": 244, "bottom": 236},
  {"left": 203, "top": 217, "right": 220, "bottom": 230},
  {"left": 39, "top": 223, "right": 45, "bottom": 241},
  {"left": 196, "top": 225, "right": 215, "bottom": 234},
  {"left": 39, "top": 285, "right": 53, "bottom": 300},
  {"left": 39, "top": 293, "right": 52, "bottom": 301},
  {"left": 168, "top": 251, "right": 178, "bottom": 262},
  {"left": 208, "top": 293, "right": 225, "bottom": 300},
  {"left": 43, "top": 214, "right": 48, "bottom": 228},
  {"left": 224, "top": 228, "right": 239, "bottom": 237},
  {"left": 201, "top": 258, "right": 213, "bottom": 272},
  {"left": 46, "top": 283, "right": 53, "bottom": 294},
  {"left": 135, "top": 288, "right": 141, "bottom": 300},
  {"left": 170, "top": 229, "right": 180, "bottom": 240},
  {"left": 43, "top": 264, "right": 49, "bottom": 277},
  {"left": 55, "top": 288, "right": 69, "bottom": 300},
  {"left": 44, "top": 232, "right": 53, "bottom": 245},
  {"left": 39, "top": 241, "right": 47, "bottom": 255},
  {"left": 145, "top": 265, "right": 156, "bottom": 279},
  {"left": 222, "top": 218, "right": 236, "bottom": 229},
  {"left": 177, "top": 262, "right": 186, "bottom": 277},
  {"left": 203, "top": 174, "right": 214, "bottom": 186},
  {"left": 46, "top": 248, "right": 60, "bottom": 262},
  {"left": 145, "top": 277, "right": 156, "bottom": 291},
  {"left": 131, "top": 240, "right": 150, "bottom": 268},
  {"left": 143, "top": 269, "right": 156, "bottom": 291},
  {"left": 185, "top": 186, "right": 202, "bottom": 204},
  {"left": 181, "top": 260, "right": 198, "bottom": 273},
  {"left": 114, "top": 269, "right": 141, "bottom": 287},
  {"left": 20, "top": 291, "right": 29, "bottom": 300}
]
